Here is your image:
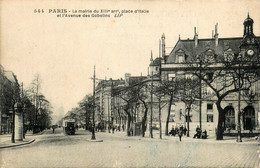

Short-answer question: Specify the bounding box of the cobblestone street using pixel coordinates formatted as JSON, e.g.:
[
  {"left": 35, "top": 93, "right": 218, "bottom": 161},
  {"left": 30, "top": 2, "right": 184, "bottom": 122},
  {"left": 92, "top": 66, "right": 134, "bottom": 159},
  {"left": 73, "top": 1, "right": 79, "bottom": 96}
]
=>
[{"left": 1, "top": 129, "right": 259, "bottom": 167}]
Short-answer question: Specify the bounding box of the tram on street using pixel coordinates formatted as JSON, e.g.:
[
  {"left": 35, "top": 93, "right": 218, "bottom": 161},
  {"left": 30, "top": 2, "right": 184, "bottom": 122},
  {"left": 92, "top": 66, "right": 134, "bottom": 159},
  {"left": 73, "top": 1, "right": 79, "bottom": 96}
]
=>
[{"left": 63, "top": 119, "right": 76, "bottom": 135}]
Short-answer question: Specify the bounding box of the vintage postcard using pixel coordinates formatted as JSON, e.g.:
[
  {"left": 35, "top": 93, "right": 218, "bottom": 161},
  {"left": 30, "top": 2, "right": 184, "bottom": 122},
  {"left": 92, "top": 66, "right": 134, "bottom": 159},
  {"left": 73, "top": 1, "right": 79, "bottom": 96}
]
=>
[{"left": 0, "top": 0, "right": 259, "bottom": 167}]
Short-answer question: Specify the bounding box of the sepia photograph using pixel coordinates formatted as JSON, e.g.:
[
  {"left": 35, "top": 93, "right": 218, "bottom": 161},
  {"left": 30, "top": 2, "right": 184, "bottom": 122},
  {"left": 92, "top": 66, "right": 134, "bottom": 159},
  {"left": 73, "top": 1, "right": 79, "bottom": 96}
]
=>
[{"left": 0, "top": 0, "right": 260, "bottom": 167}]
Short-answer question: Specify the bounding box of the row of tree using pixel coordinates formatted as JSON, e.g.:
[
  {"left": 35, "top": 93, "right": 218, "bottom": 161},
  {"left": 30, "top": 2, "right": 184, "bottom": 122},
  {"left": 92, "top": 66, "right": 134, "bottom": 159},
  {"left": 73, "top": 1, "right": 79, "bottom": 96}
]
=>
[
  {"left": 112, "top": 52, "right": 259, "bottom": 140},
  {"left": 23, "top": 74, "right": 53, "bottom": 133},
  {"left": 63, "top": 51, "right": 259, "bottom": 141},
  {"left": 0, "top": 71, "right": 52, "bottom": 137}
]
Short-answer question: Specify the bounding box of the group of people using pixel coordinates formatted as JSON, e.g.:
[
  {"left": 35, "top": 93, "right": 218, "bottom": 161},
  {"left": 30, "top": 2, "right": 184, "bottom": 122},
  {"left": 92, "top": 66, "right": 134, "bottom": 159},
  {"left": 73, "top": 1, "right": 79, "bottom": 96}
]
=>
[
  {"left": 169, "top": 125, "right": 208, "bottom": 141},
  {"left": 169, "top": 125, "right": 187, "bottom": 141},
  {"left": 107, "top": 124, "right": 125, "bottom": 133},
  {"left": 193, "top": 126, "right": 208, "bottom": 139}
]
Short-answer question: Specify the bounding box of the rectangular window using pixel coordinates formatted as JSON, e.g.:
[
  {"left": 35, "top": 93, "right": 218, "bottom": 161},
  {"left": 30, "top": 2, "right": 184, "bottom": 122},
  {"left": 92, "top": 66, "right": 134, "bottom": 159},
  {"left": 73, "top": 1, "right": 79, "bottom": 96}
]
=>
[
  {"left": 206, "top": 73, "right": 213, "bottom": 80},
  {"left": 207, "top": 103, "right": 213, "bottom": 112},
  {"left": 168, "top": 73, "right": 175, "bottom": 81},
  {"left": 170, "top": 105, "right": 175, "bottom": 122},
  {"left": 179, "top": 109, "right": 183, "bottom": 120},
  {"left": 207, "top": 114, "right": 214, "bottom": 122},
  {"left": 178, "top": 55, "right": 185, "bottom": 63}
]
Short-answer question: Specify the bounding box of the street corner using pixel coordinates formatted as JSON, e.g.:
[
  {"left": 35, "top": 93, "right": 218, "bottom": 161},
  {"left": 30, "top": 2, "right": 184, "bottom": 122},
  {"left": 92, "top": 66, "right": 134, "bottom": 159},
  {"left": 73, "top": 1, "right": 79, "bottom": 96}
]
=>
[{"left": 0, "top": 138, "right": 35, "bottom": 149}]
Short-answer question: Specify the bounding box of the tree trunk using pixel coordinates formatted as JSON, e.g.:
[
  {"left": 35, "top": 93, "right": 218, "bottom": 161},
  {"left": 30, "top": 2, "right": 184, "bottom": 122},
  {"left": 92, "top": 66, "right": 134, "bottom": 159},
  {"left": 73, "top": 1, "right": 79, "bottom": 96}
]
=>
[
  {"left": 159, "top": 98, "right": 162, "bottom": 139},
  {"left": 12, "top": 105, "right": 15, "bottom": 143},
  {"left": 187, "top": 107, "right": 190, "bottom": 137},
  {"left": 141, "top": 107, "right": 148, "bottom": 137},
  {"left": 127, "top": 114, "right": 131, "bottom": 136},
  {"left": 165, "top": 94, "right": 173, "bottom": 136},
  {"left": 216, "top": 100, "right": 225, "bottom": 140}
]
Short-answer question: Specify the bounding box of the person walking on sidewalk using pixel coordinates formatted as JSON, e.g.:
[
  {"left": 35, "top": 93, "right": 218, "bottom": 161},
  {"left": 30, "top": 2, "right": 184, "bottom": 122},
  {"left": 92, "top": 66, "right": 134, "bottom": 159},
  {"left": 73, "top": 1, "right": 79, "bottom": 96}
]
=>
[{"left": 178, "top": 129, "right": 183, "bottom": 142}]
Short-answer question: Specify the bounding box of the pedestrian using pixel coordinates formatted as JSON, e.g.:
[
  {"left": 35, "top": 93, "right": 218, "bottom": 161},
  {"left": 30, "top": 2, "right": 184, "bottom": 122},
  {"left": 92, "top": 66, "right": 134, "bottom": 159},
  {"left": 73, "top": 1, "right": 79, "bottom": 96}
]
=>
[
  {"left": 183, "top": 127, "right": 187, "bottom": 136},
  {"left": 169, "top": 126, "right": 175, "bottom": 136},
  {"left": 52, "top": 127, "right": 55, "bottom": 133},
  {"left": 122, "top": 124, "right": 125, "bottom": 132},
  {"left": 178, "top": 129, "right": 183, "bottom": 141},
  {"left": 193, "top": 126, "right": 201, "bottom": 138},
  {"left": 202, "top": 129, "right": 208, "bottom": 139},
  {"left": 112, "top": 125, "right": 115, "bottom": 133}
]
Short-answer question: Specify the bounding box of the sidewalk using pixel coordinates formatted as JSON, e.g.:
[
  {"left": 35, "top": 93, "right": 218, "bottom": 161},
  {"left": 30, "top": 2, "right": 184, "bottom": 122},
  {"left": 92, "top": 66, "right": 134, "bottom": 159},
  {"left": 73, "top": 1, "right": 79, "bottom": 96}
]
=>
[
  {"left": 0, "top": 130, "right": 44, "bottom": 149},
  {"left": 101, "top": 130, "right": 260, "bottom": 144}
]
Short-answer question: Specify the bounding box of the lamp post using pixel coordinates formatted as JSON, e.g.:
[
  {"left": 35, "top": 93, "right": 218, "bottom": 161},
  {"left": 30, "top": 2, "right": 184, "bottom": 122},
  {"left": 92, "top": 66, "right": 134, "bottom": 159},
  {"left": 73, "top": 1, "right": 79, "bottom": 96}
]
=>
[
  {"left": 150, "top": 71, "right": 153, "bottom": 138},
  {"left": 91, "top": 65, "right": 96, "bottom": 140}
]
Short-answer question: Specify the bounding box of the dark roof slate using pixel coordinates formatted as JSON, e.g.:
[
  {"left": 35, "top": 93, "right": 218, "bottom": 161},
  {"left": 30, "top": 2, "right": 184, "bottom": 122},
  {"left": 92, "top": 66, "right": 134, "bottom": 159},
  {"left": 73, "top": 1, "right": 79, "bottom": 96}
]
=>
[{"left": 166, "top": 37, "right": 260, "bottom": 63}]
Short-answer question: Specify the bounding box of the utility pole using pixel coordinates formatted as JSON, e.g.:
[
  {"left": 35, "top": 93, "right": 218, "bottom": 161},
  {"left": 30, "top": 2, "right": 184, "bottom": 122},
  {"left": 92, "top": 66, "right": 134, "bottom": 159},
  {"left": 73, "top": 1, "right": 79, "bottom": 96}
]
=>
[
  {"left": 150, "top": 70, "right": 153, "bottom": 138},
  {"left": 34, "top": 77, "right": 39, "bottom": 133},
  {"left": 199, "top": 60, "right": 202, "bottom": 130},
  {"left": 108, "top": 95, "right": 110, "bottom": 133},
  {"left": 91, "top": 65, "right": 96, "bottom": 140},
  {"left": 21, "top": 83, "right": 25, "bottom": 139},
  {"left": 12, "top": 102, "right": 15, "bottom": 143}
]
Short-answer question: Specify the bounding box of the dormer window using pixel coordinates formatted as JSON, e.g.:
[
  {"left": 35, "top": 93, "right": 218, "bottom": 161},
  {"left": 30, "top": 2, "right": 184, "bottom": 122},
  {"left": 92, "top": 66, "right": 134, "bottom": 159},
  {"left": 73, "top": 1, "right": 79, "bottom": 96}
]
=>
[
  {"left": 178, "top": 55, "right": 185, "bottom": 63},
  {"left": 224, "top": 49, "right": 234, "bottom": 62},
  {"left": 176, "top": 49, "right": 185, "bottom": 63},
  {"left": 204, "top": 49, "right": 215, "bottom": 62}
]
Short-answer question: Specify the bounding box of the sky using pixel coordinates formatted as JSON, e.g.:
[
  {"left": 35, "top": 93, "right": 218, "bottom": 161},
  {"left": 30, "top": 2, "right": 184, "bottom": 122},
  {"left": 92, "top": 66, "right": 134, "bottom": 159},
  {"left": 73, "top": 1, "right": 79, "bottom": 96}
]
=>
[{"left": 1, "top": 0, "right": 260, "bottom": 117}]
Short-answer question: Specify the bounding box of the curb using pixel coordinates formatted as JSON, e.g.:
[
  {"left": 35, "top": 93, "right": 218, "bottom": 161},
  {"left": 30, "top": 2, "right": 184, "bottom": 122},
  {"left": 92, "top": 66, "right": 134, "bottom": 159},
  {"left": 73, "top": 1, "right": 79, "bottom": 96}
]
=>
[
  {"left": 86, "top": 139, "right": 103, "bottom": 142},
  {"left": 102, "top": 132, "right": 260, "bottom": 144},
  {"left": 0, "top": 139, "right": 36, "bottom": 149}
]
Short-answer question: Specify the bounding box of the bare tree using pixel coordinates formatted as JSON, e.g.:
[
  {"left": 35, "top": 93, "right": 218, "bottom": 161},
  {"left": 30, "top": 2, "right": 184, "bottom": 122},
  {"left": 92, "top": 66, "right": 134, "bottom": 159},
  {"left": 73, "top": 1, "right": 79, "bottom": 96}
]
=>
[
  {"left": 191, "top": 52, "right": 260, "bottom": 140},
  {"left": 153, "top": 82, "right": 168, "bottom": 139},
  {"left": 30, "top": 74, "right": 42, "bottom": 133},
  {"left": 159, "top": 80, "right": 179, "bottom": 136},
  {"left": 177, "top": 78, "right": 201, "bottom": 137},
  {"left": 112, "top": 85, "right": 140, "bottom": 136}
]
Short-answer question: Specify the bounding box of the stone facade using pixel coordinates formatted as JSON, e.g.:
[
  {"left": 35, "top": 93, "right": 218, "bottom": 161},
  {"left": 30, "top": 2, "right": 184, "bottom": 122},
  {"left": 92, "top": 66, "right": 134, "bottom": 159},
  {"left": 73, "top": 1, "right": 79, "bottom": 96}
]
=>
[{"left": 158, "top": 14, "right": 260, "bottom": 134}]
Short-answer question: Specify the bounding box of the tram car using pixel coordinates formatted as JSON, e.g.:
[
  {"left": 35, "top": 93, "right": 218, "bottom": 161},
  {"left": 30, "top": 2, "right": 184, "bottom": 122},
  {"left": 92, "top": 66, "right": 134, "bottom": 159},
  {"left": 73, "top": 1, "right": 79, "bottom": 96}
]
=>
[{"left": 63, "top": 119, "right": 76, "bottom": 135}]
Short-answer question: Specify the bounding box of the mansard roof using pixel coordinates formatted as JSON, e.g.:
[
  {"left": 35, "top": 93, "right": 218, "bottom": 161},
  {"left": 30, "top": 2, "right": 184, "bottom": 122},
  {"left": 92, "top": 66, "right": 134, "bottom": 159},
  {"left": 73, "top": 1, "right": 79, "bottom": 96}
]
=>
[
  {"left": 166, "top": 37, "right": 260, "bottom": 63},
  {"left": 96, "top": 79, "right": 125, "bottom": 90}
]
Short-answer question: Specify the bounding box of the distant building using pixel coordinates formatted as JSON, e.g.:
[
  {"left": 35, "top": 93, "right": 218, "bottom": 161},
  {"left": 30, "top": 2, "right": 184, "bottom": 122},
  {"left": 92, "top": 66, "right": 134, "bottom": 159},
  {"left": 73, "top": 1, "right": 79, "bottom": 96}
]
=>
[{"left": 0, "top": 65, "right": 20, "bottom": 134}]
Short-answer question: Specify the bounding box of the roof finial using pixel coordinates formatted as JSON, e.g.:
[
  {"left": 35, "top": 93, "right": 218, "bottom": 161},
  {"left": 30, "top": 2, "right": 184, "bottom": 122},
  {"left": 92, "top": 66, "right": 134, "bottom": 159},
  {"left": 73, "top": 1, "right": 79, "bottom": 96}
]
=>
[
  {"left": 248, "top": 12, "right": 250, "bottom": 18},
  {"left": 179, "top": 34, "right": 181, "bottom": 40},
  {"left": 162, "top": 33, "right": 165, "bottom": 39}
]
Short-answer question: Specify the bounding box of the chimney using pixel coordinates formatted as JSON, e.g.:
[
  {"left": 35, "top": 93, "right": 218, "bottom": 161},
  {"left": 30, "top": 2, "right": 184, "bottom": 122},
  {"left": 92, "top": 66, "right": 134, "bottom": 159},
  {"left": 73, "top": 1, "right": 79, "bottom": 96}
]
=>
[
  {"left": 150, "top": 50, "right": 153, "bottom": 64},
  {"left": 194, "top": 27, "right": 198, "bottom": 47},
  {"left": 125, "top": 73, "right": 131, "bottom": 86},
  {"left": 214, "top": 23, "right": 219, "bottom": 46},
  {"left": 159, "top": 39, "right": 161, "bottom": 58},
  {"left": 161, "top": 33, "right": 166, "bottom": 62}
]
